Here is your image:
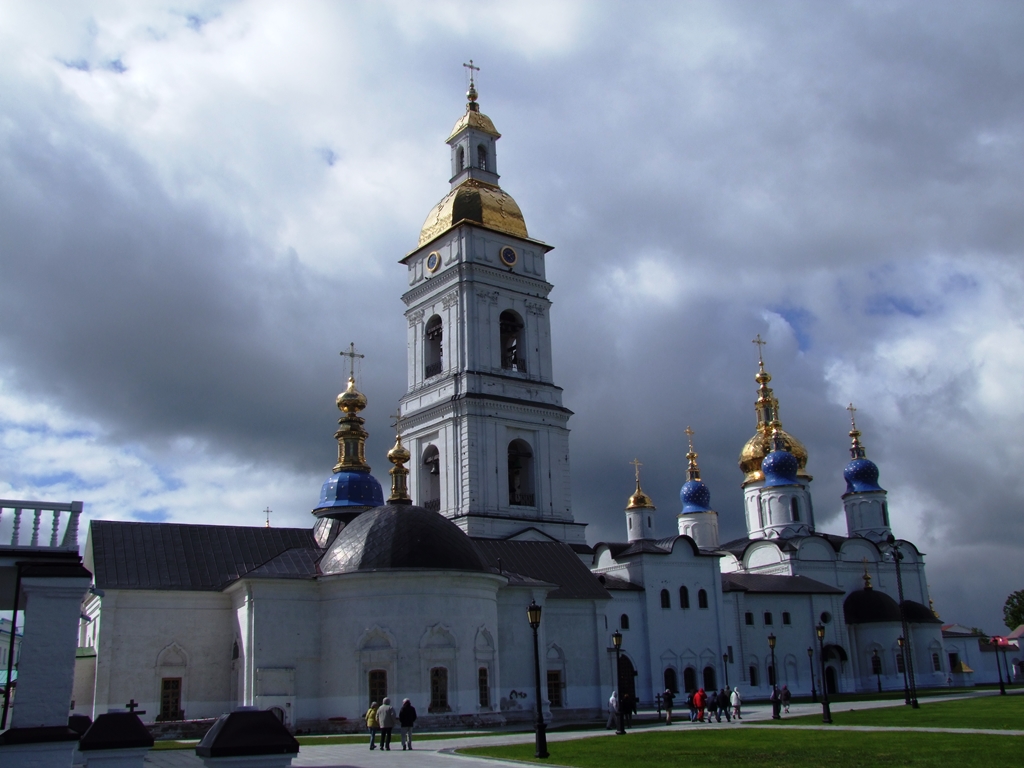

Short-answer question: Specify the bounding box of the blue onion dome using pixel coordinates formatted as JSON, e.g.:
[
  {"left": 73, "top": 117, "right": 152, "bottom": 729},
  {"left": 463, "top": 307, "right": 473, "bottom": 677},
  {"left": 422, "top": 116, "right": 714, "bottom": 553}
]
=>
[
  {"left": 680, "top": 480, "right": 712, "bottom": 513},
  {"left": 313, "top": 372, "right": 384, "bottom": 518},
  {"left": 843, "top": 404, "right": 884, "bottom": 494},
  {"left": 680, "top": 428, "right": 713, "bottom": 513},
  {"left": 761, "top": 424, "right": 799, "bottom": 487}
]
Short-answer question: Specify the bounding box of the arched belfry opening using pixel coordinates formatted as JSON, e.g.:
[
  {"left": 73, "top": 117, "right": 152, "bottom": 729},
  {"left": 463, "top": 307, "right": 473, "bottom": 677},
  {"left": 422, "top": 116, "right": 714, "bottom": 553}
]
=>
[
  {"left": 425, "top": 315, "right": 443, "bottom": 378},
  {"left": 422, "top": 446, "right": 440, "bottom": 512},
  {"left": 507, "top": 439, "right": 534, "bottom": 507},
  {"left": 500, "top": 310, "right": 525, "bottom": 373},
  {"left": 477, "top": 144, "right": 488, "bottom": 170},
  {"left": 457, "top": 146, "right": 465, "bottom": 172}
]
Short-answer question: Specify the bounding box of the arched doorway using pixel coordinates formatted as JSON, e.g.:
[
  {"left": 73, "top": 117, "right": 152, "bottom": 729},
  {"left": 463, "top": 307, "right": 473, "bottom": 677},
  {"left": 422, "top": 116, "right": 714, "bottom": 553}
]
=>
[
  {"left": 617, "top": 655, "right": 636, "bottom": 703},
  {"left": 703, "top": 666, "right": 717, "bottom": 691},
  {"left": 683, "top": 666, "right": 697, "bottom": 692},
  {"left": 825, "top": 666, "right": 838, "bottom": 694},
  {"left": 663, "top": 667, "right": 678, "bottom": 694}
]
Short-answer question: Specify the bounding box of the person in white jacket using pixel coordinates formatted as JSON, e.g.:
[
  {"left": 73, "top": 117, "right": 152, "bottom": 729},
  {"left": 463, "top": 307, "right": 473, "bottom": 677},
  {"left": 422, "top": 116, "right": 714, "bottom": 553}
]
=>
[
  {"left": 606, "top": 691, "right": 618, "bottom": 729},
  {"left": 730, "top": 687, "right": 742, "bottom": 720}
]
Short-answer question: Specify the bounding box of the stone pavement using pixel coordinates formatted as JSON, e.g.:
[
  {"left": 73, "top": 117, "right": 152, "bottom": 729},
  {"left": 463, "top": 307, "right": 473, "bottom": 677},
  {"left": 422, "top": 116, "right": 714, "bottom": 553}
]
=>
[{"left": 142, "top": 691, "right": 1019, "bottom": 768}]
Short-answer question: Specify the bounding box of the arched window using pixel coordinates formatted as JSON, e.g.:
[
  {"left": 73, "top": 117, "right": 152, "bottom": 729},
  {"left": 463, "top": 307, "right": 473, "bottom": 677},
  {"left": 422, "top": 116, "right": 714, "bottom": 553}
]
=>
[
  {"left": 499, "top": 310, "right": 526, "bottom": 372},
  {"left": 764, "top": 611, "right": 773, "bottom": 625},
  {"left": 767, "top": 663, "right": 775, "bottom": 686},
  {"left": 508, "top": 439, "right": 535, "bottom": 506},
  {"left": 683, "top": 666, "right": 697, "bottom": 692},
  {"left": 744, "top": 611, "right": 754, "bottom": 625},
  {"left": 619, "top": 613, "right": 629, "bottom": 630},
  {"left": 782, "top": 612, "right": 791, "bottom": 625},
  {"left": 369, "top": 669, "right": 387, "bottom": 707},
  {"left": 664, "top": 668, "right": 678, "bottom": 694},
  {"left": 457, "top": 146, "right": 465, "bottom": 171},
  {"left": 703, "top": 666, "right": 717, "bottom": 690},
  {"left": 478, "top": 667, "right": 489, "bottom": 707},
  {"left": 477, "top": 144, "right": 488, "bottom": 170},
  {"left": 790, "top": 497, "right": 800, "bottom": 521},
  {"left": 425, "top": 315, "right": 443, "bottom": 378},
  {"left": 679, "top": 586, "right": 690, "bottom": 609},
  {"left": 660, "top": 589, "right": 671, "bottom": 609},
  {"left": 421, "top": 446, "right": 440, "bottom": 512},
  {"left": 698, "top": 589, "right": 709, "bottom": 609},
  {"left": 871, "top": 653, "right": 883, "bottom": 675},
  {"left": 931, "top": 653, "right": 941, "bottom": 672},
  {"left": 749, "top": 665, "right": 759, "bottom": 687},
  {"left": 429, "top": 667, "right": 449, "bottom": 712}
]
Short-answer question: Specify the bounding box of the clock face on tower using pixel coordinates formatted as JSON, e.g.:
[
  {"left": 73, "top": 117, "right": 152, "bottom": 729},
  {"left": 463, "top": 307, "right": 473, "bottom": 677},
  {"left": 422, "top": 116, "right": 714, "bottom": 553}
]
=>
[
  {"left": 425, "top": 251, "right": 441, "bottom": 273},
  {"left": 499, "top": 246, "right": 518, "bottom": 267}
]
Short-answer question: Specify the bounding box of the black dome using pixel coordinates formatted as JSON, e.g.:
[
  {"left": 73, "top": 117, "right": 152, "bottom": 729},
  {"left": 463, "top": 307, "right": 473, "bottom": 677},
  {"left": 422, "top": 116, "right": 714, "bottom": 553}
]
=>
[
  {"left": 844, "top": 588, "right": 902, "bottom": 624},
  {"left": 319, "top": 504, "right": 485, "bottom": 575},
  {"left": 902, "top": 599, "right": 942, "bottom": 624}
]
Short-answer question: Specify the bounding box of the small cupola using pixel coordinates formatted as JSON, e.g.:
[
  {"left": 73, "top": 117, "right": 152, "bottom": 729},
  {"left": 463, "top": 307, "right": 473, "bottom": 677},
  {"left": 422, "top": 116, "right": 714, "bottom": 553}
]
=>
[{"left": 625, "top": 459, "right": 656, "bottom": 542}]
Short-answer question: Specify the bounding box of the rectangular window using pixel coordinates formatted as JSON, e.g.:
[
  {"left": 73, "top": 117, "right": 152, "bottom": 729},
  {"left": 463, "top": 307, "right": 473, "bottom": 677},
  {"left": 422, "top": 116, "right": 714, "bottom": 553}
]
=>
[
  {"left": 782, "top": 612, "right": 791, "bottom": 625},
  {"left": 478, "top": 667, "right": 489, "bottom": 708},
  {"left": 159, "top": 678, "right": 182, "bottom": 721},
  {"left": 948, "top": 652, "right": 959, "bottom": 671},
  {"left": 749, "top": 666, "right": 759, "bottom": 687},
  {"left": 727, "top": 646, "right": 734, "bottom": 663},
  {"left": 547, "top": 670, "right": 563, "bottom": 708},
  {"left": 369, "top": 669, "right": 388, "bottom": 707},
  {"left": 745, "top": 612, "right": 754, "bottom": 626},
  {"left": 871, "top": 655, "right": 883, "bottom": 675},
  {"left": 932, "top": 653, "right": 941, "bottom": 672},
  {"left": 764, "top": 612, "right": 773, "bottom": 626},
  {"left": 430, "top": 667, "right": 449, "bottom": 713}
]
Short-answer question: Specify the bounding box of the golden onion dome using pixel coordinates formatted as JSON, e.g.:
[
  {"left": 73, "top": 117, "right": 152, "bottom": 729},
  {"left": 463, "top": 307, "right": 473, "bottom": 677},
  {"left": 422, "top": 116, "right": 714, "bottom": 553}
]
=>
[
  {"left": 336, "top": 375, "right": 367, "bottom": 414},
  {"left": 387, "top": 434, "right": 411, "bottom": 466},
  {"left": 739, "top": 428, "right": 812, "bottom": 485},
  {"left": 419, "top": 179, "right": 528, "bottom": 247},
  {"left": 447, "top": 110, "right": 500, "bottom": 141}
]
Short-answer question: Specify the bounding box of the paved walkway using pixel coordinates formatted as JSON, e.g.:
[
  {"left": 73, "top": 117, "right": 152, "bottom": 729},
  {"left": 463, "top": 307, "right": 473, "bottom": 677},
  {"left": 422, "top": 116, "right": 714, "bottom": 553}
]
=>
[{"left": 142, "top": 691, "right": 1021, "bottom": 768}]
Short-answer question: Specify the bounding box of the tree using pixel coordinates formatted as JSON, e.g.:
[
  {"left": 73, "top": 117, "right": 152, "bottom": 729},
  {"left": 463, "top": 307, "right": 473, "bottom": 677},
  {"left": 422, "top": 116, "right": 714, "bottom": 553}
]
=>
[{"left": 1004, "top": 589, "right": 1024, "bottom": 631}]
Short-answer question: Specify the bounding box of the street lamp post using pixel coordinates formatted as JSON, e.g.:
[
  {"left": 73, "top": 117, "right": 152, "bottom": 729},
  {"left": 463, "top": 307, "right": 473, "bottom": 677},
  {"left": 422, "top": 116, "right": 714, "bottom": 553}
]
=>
[
  {"left": 527, "top": 601, "right": 549, "bottom": 759},
  {"left": 873, "top": 649, "right": 882, "bottom": 693},
  {"left": 768, "top": 633, "right": 780, "bottom": 720},
  {"left": 807, "top": 647, "right": 817, "bottom": 703},
  {"left": 815, "top": 624, "right": 832, "bottom": 724},
  {"left": 612, "top": 630, "right": 626, "bottom": 735},
  {"left": 993, "top": 638, "right": 1006, "bottom": 695},
  {"left": 887, "top": 535, "right": 919, "bottom": 708},
  {"left": 722, "top": 652, "right": 730, "bottom": 689},
  {"left": 897, "top": 636, "right": 910, "bottom": 705}
]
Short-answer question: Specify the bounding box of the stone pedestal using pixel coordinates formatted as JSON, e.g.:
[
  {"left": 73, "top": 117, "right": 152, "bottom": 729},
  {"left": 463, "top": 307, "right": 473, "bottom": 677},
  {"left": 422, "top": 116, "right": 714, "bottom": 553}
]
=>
[
  {"left": 76, "top": 712, "right": 153, "bottom": 768},
  {"left": 0, "top": 727, "right": 79, "bottom": 768},
  {"left": 195, "top": 709, "right": 298, "bottom": 768}
]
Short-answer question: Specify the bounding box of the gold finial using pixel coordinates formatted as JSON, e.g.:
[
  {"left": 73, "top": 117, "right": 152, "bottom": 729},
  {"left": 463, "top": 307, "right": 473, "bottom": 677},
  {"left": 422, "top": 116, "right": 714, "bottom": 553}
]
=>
[
  {"left": 769, "top": 419, "right": 785, "bottom": 452},
  {"left": 685, "top": 426, "right": 701, "bottom": 482},
  {"left": 386, "top": 410, "right": 411, "bottom": 504},
  {"left": 847, "top": 403, "right": 866, "bottom": 459},
  {"left": 264, "top": 506, "right": 272, "bottom": 528},
  {"left": 333, "top": 351, "right": 371, "bottom": 474},
  {"left": 752, "top": 334, "right": 767, "bottom": 366},
  {"left": 752, "top": 335, "right": 778, "bottom": 429},
  {"left": 929, "top": 593, "right": 940, "bottom": 619},
  {"left": 463, "top": 59, "right": 480, "bottom": 111},
  {"left": 862, "top": 557, "right": 872, "bottom": 590},
  {"left": 626, "top": 458, "right": 655, "bottom": 510}
]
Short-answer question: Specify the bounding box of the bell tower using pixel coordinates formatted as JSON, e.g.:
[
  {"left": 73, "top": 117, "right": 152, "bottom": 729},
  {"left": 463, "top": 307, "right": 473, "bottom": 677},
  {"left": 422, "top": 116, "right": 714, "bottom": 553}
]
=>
[{"left": 397, "top": 78, "right": 585, "bottom": 544}]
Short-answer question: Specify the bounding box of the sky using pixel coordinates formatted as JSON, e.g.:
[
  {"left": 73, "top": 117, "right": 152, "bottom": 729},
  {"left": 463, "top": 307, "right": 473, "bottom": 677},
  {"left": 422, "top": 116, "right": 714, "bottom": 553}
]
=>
[{"left": 0, "top": 1, "right": 1022, "bottom": 632}]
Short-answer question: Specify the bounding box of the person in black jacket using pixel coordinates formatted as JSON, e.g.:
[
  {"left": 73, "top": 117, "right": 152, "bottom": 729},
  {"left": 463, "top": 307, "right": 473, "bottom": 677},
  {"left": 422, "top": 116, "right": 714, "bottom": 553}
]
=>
[{"left": 399, "top": 698, "right": 417, "bottom": 750}]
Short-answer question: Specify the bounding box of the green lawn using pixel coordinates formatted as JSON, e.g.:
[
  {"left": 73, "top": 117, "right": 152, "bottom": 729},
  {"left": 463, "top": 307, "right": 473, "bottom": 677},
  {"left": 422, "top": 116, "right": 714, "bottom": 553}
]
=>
[
  {"left": 460, "top": 729, "right": 1022, "bottom": 767},
  {"left": 152, "top": 730, "right": 499, "bottom": 750},
  {"left": 771, "top": 692, "right": 1023, "bottom": 730}
]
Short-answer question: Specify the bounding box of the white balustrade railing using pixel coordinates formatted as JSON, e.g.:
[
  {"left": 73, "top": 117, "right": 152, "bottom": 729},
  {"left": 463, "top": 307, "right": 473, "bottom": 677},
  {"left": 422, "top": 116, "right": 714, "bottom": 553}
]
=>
[{"left": 0, "top": 499, "right": 83, "bottom": 551}]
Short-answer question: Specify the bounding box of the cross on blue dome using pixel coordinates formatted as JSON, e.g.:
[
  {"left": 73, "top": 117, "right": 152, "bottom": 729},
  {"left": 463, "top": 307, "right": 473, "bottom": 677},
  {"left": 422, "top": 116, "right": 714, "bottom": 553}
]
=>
[
  {"left": 762, "top": 423, "right": 800, "bottom": 488},
  {"left": 843, "top": 403, "right": 884, "bottom": 494}
]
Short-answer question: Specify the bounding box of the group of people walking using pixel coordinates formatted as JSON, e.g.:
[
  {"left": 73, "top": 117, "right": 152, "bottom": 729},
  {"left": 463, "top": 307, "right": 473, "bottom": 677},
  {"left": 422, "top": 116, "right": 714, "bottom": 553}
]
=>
[
  {"left": 608, "top": 686, "right": 746, "bottom": 729},
  {"left": 364, "top": 698, "right": 418, "bottom": 751}
]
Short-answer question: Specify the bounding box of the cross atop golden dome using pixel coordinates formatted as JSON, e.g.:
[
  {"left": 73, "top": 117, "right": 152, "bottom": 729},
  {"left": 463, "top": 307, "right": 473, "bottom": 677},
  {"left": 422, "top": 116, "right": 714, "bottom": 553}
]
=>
[
  {"left": 626, "top": 458, "right": 656, "bottom": 510},
  {"left": 738, "top": 336, "right": 811, "bottom": 486}
]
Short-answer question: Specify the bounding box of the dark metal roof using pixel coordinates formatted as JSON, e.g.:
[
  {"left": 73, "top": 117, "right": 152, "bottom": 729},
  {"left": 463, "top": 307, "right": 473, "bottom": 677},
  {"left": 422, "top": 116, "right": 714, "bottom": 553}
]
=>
[
  {"left": 89, "top": 520, "right": 318, "bottom": 591},
  {"left": 596, "top": 573, "right": 644, "bottom": 591},
  {"left": 844, "top": 587, "right": 902, "bottom": 624},
  {"left": 472, "top": 539, "right": 612, "bottom": 600},
  {"left": 902, "top": 599, "right": 943, "bottom": 625},
  {"left": 721, "top": 573, "right": 844, "bottom": 595},
  {"left": 320, "top": 504, "right": 485, "bottom": 574},
  {"left": 597, "top": 536, "right": 704, "bottom": 560}
]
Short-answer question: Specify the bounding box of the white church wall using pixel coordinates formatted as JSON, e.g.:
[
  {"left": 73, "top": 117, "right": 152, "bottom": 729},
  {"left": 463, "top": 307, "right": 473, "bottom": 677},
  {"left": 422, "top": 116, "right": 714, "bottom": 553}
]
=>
[
  {"left": 317, "top": 570, "right": 504, "bottom": 724},
  {"left": 540, "top": 599, "right": 606, "bottom": 715},
  {"left": 93, "top": 589, "right": 234, "bottom": 722},
  {"left": 495, "top": 588, "right": 550, "bottom": 719}
]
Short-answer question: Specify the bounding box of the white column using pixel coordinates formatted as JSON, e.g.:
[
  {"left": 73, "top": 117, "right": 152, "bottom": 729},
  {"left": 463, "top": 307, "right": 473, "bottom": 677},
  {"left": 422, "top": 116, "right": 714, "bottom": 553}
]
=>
[{"left": 11, "top": 574, "right": 92, "bottom": 728}]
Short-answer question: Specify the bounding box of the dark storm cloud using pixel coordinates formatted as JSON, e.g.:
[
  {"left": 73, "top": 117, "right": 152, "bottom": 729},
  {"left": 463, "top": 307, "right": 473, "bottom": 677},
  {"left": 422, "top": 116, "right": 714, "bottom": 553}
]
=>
[{"left": 1, "top": 1, "right": 1022, "bottom": 630}]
